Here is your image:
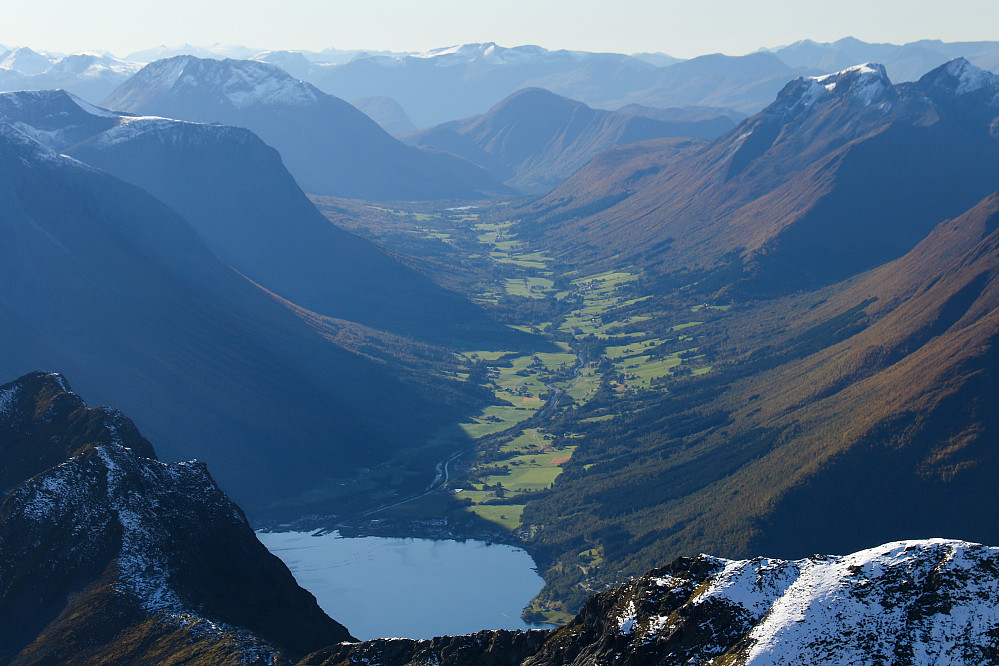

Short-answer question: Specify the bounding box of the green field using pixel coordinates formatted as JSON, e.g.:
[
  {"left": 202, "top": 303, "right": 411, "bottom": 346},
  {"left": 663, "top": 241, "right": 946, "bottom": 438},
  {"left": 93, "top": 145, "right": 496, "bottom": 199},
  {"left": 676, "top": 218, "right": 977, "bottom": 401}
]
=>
[
  {"left": 465, "top": 504, "right": 526, "bottom": 530},
  {"left": 460, "top": 441, "right": 576, "bottom": 529},
  {"left": 505, "top": 276, "right": 555, "bottom": 298},
  {"left": 459, "top": 403, "right": 544, "bottom": 439}
]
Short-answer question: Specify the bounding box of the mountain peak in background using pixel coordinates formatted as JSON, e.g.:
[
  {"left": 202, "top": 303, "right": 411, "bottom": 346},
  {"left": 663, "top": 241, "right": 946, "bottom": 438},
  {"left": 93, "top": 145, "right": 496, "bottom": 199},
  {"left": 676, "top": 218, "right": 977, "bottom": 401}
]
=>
[
  {"left": 405, "top": 86, "right": 735, "bottom": 193},
  {"left": 102, "top": 55, "right": 509, "bottom": 199}
]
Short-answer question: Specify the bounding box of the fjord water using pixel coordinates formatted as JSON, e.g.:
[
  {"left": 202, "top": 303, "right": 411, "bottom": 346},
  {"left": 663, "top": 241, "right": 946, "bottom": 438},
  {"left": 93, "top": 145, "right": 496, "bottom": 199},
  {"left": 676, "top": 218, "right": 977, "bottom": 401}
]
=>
[{"left": 257, "top": 531, "right": 550, "bottom": 640}]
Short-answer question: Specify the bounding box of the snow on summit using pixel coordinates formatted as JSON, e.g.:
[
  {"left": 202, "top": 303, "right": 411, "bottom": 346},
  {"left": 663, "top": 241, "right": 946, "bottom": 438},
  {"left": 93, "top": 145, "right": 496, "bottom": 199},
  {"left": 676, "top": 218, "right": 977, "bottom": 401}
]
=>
[
  {"left": 216, "top": 59, "right": 319, "bottom": 108},
  {"left": 739, "top": 539, "right": 999, "bottom": 663},
  {"left": 121, "top": 56, "right": 320, "bottom": 110}
]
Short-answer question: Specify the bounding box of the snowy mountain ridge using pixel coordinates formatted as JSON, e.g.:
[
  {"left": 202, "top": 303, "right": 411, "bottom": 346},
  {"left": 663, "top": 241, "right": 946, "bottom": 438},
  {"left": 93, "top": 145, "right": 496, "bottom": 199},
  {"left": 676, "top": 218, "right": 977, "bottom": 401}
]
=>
[
  {"left": 516, "top": 539, "right": 999, "bottom": 665},
  {"left": 116, "top": 56, "right": 320, "bottom": 110},
  {"left": 0, "top": 47, "right": 142, "bottom": 103},
  {"left": 0, "top": 87, "right": 268, "bottom": 154}
]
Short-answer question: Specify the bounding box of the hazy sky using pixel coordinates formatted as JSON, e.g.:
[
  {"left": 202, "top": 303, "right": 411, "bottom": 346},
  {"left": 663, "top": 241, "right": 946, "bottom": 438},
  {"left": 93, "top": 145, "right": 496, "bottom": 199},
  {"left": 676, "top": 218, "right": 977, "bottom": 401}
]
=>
[{"left": 3, "top": 0, "right": 998, "bottom": 58}]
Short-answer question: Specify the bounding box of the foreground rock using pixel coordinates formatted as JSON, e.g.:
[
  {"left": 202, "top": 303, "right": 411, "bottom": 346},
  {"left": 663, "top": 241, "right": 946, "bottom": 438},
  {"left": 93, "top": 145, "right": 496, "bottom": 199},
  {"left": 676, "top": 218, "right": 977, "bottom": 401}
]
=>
[{"left": 0, "top": 372, "right": 352, "bottom": 664}]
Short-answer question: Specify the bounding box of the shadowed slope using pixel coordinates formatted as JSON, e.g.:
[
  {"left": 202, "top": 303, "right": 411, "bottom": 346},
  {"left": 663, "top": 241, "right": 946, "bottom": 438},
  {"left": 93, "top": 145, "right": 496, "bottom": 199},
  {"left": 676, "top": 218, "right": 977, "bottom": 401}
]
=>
[{"left": 0, "top": 123, "right": 478, "bottom": 514}]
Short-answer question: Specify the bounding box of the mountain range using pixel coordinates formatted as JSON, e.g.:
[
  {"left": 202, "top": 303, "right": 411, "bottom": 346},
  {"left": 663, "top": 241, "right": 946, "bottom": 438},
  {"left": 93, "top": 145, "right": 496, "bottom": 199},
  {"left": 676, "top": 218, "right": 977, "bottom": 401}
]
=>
[
  {"left": 510, "top": 59, "right": 999, "bottom": 614},
  {"left": 100, "top": 56, "right": 509, "bottom": 200},
  {"left": 517, "top": 59, "right": 999, "bottom": 293},
  {"left": 252, "top": 38, "right": 999, "bottom": 127},
  {"left": 0, "top": 46, "right": 141, "bottom": 102},
  {"left": 5, "top": 38, "right": 999, "bottom": 133},
  {"left": 6, "top": 33, "right": 999, "bottom": 661},
  {"left": 402, "top": 87, "right": 736, "bottom": 193}
]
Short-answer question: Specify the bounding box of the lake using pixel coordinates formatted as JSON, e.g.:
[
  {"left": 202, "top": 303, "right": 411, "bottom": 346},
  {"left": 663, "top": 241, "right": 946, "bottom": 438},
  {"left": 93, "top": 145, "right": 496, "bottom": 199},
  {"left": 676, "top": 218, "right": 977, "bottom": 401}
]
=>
[{"left": 256, "top": 531, "right": 551, "bottom": 640}]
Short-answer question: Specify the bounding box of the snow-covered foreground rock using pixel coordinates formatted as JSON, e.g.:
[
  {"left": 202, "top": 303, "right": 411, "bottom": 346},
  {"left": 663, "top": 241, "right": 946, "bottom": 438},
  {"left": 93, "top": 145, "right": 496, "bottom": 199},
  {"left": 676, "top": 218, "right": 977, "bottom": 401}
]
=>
[
  {"left": 0, "top": 371, "right": 351, "bottom": 664},
  {"left": 519, "top": 540, "right": 999, "bottom": 665}
]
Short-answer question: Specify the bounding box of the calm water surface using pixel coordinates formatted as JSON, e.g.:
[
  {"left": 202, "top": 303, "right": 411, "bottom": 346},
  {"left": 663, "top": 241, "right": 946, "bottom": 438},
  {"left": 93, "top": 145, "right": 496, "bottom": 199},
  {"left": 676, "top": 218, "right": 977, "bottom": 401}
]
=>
[{"left": 257, "top": 531, "right": 550, "bottom": 640}]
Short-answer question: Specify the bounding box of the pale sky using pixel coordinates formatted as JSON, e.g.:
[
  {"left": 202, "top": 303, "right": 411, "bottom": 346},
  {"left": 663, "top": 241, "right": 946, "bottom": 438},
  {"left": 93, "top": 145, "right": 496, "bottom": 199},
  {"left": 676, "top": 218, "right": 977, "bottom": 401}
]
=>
[{"left": 3, "top": 0, "right": 998, "bottom": 59}]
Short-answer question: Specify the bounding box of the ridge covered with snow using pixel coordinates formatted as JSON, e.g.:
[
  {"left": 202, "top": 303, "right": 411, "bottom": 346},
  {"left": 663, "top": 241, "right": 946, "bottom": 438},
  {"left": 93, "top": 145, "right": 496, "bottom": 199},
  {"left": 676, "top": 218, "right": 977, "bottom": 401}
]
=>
[
  {"left": 584, "top": 539, "right": 999, "bottom": 665},
  {"left": 119, "top": 56, "right": 320, "bottom": 109}
]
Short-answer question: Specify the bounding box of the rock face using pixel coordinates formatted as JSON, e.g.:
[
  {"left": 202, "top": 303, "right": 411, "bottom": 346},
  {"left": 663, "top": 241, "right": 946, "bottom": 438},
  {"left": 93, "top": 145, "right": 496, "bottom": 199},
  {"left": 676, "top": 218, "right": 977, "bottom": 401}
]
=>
[
  {"left": 306, "top": 539, "right": 999, "bottom": 666},
  {"left": 0, "top": 372, "right": 353, "bottom": 665}
]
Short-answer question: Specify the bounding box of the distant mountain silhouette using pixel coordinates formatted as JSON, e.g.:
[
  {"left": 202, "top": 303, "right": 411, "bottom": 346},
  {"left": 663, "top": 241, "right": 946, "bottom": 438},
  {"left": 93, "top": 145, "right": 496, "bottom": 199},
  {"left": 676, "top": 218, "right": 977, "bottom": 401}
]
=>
[
  {"left": 404, "top": 88, "right": 737, "bottom": 193},
  {"left": 0, "top": 47, "right": 141, "bottom": 102},
  {"left": 351, "top": 95, "right": 417, "bottom": 135},
  {"left": 101, "top": 56, "right": 509, "bottom": 200}
]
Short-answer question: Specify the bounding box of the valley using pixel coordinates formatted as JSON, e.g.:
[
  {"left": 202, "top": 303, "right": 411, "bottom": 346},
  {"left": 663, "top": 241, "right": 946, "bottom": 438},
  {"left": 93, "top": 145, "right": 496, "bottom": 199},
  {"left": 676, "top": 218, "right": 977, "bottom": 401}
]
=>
[
  {"left": 309, "top": 197, "right": 726, "bottom": 623},
  {"left": 4, "top": 31, "right": 999, "bottom": 661}
]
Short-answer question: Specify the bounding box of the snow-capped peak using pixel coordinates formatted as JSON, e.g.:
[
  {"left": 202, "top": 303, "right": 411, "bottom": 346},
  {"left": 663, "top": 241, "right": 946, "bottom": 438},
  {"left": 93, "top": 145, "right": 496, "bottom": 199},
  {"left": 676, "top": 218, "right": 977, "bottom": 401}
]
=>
[
  {"left": 809, "top": 62, "right": 892, "bottom": 105},
  {"left": 411, "top": 42, "right": 554, "bottom": 65},
  {"left": 586, "top": 538, "right": 999, "bottom": 665},
  {"left": 137, "top": 56, "right": 320, "bottom": 109},
  {"left": 0, "top": 46, "right": 56, "bottom": 75},
  {"left": 770, "top": 62, "right": 893, "bottom": 116},
  {"left": 939, "top": 58, "right": 999, "bottom": 96}
]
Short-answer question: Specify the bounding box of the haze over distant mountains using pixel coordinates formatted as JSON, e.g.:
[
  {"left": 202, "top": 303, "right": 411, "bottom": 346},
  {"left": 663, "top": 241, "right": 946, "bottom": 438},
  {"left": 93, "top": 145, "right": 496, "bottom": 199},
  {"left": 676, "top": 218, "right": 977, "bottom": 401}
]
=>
[
  {"left": 4, "top": 37, "right": 999, "bottom": 131},
  {"left": 0, "top": 89, "right": 515, "bottom": 343},
  {"left": 0, "top": 46, "right": 141, "bottom": 102},
  {"left": 403, "top": 87, "right": 737, "bottom": 193},
  {"left": 100, "top": 56, "right": 508, "bottom": 200}
]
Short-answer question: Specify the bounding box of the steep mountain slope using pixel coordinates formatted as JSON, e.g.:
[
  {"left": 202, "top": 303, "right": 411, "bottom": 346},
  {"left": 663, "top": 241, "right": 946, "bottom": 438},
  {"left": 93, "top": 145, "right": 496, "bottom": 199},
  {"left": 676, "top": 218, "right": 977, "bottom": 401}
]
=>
[
  {"left": 100, "top": 56, "right": 508, "bottom": 200},
  {"left": 0, "top": 372, "right": 352, "bottom": 664},
  {"left": 0, "top": 94, "right": 511, "bottom": 345},
  {"left": 0, "top": 123, "right": 479, "bottom": 514},
  {"left": 403, "top": 88, "right": 735, "bottom": 193},
  {"left": 309, "top": 540, "right": 999, "bottom": 665},
  {"left": 522, "top": 188, "right": 999, "bottom": 612},
  {"left": 519, "top": 59, "right": 999, "bottom": 294}
]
